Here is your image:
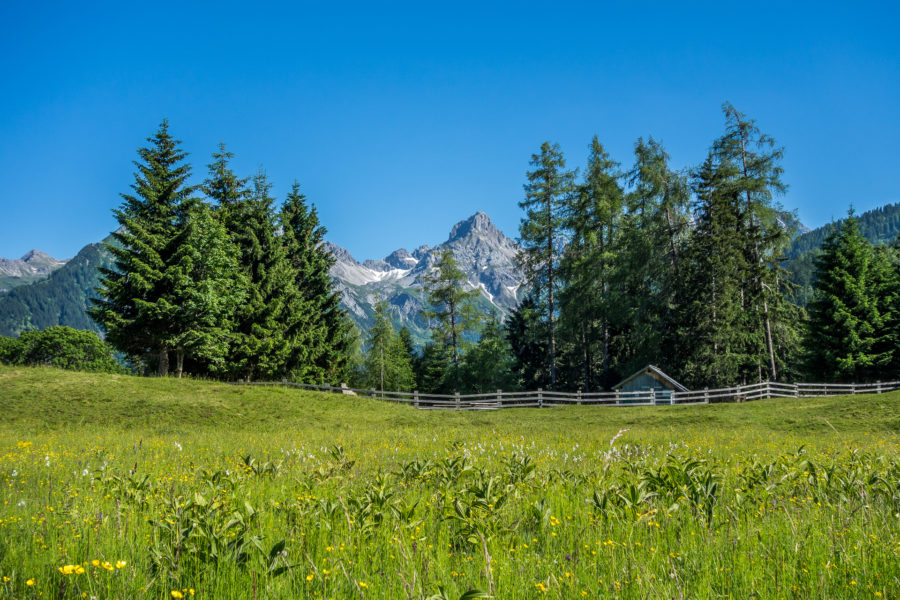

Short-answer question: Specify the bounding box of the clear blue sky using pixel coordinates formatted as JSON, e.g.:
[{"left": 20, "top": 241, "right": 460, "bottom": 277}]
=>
[{"left": 1, "top": 1, "right": 898, "bottom": 260}]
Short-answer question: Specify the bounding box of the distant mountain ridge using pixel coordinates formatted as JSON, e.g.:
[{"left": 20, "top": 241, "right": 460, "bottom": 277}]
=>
[
  {"left": 0, "top": 250, "right": 68, "bottom": 293},
  {"left": 0, "top": 212, "right": 525, "bottom": 341},
  {"left": 326, "top": 211, "right": 524, "bottom": 342}
]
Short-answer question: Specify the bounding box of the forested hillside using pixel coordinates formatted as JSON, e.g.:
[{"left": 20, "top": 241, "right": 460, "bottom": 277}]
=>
[
  {"left": 0, "top": 239, "right": 114, "bottom": 336},
  {"left": 787, "top": 203, "right": 900, "bottom": 305}
]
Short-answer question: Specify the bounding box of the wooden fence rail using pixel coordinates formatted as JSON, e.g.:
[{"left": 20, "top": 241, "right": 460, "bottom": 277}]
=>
[{"left": 237, "top": 378, "right": 900, "bottom": 411}]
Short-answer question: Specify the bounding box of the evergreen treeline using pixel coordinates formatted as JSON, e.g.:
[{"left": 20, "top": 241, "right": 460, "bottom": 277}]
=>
[
  {"left": 352, "top": 103, "right": 900, "bottom": 393},
  {"left": 787, "top": 202, "right": 900, "bottom": 305},
  {"left": 88, "top": 121, "right": 354, "bottom": 381}
]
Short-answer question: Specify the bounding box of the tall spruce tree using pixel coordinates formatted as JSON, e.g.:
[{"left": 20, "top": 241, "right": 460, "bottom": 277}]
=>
[
  {"left": 677, "top": 153, "right": 749, "bottom": 386},
  {"left": 164, "top": 204, "right": 245, "bottom": 377},
  {"left": 804, "top": 212, "right": 894, "bottom": 381},
  {"left": 91, "top": 120, "right": 197, "bottom": 375},
  {"left": 225, "top": 170, "right": 300, "bottom": 380},
  {"left": 422, "top": 248, "right": 480, "bottom": 390},
  {"left": 280, "top": 182, "right": 353, "bottom": 383},
  {"left": 517, "top": 142, "right": 575, "bottom": 389}
]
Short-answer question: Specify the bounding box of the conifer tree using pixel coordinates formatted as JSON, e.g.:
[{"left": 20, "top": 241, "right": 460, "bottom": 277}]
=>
[
  {"left": 364, "top": 299, "right": 414, "bottom": 392},
  {"left": 225, "top": 170, "right": 300, "bottom": 381},
  {"left": 507, "top": 294, "right": 550, "bottom": 389},
  {"left": 560, "top": 137, "right": 623, "bottom": 390},
  {"left": 280, "top": 182, "right": 353, "bottom": 383},
  {"left": 422, "top": 248, "right": 480, "bottom": 390},
  {"left": 805, "top": 212, "right": 894, "bottom": 381},
  {"left": 517, "top": 142, "right": 575, "bottom": 389},
  {"left": 460, "top": 315, "right": 517, "bottom": 393},
  {"left": 618, "top": 137, "right": 691, "bottom": 376},
  {"left": 714, "top": 103, "right": 797, "bottom": 381},
  {"left": 91, "top": 120, "right": 197, "bottom": 375}
]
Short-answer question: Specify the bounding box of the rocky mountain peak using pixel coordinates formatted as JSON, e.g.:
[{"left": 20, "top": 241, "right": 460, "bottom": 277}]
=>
[{"left": 448, "top": 211, "right": 499, "bottom": 241}]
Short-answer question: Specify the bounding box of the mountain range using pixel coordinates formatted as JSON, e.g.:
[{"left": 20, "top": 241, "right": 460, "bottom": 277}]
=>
[
  {"left": 0, "top": 212, "right": 525, "bottom": 340},
  {"left": 0, "top": 250, "right": 67, "bottom": 293},
  {"left": 4, "top": 203, "right": 900, "bottom": 340}
]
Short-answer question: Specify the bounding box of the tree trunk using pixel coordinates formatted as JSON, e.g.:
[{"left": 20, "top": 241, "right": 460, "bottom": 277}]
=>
[
  {"left": 175, "top": 348, "right": 184, "bottom": 379},
  {"left": 158, "top": 346, "right": 169, "bottom": 377}
]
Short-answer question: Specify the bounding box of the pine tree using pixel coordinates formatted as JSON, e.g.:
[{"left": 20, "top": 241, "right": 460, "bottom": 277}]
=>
[
  {"left": 559, "top": 136, "right": 623, "bottom": 390},
  {"left": 805, "top": 212, "right": 894, "bottom": 381},
  {"left": 517, "top": 142, "right": 575, "bottom": 389},
  {"left": 91, "top": 120, "right": 197, "bottom": 375},
  {"left": 422, "top": 248, "right": 480, "bottom": 390},
  {"left": 225, "top": 170, "right": 300, "bottom": 381},
  {"left": 280, "top": 182, "right": 353, "bottom": 383}
]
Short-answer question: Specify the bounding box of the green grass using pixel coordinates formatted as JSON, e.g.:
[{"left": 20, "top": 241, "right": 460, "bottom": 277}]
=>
[{"left": 0, "top": 365, "right": 898, "bottom": 599}]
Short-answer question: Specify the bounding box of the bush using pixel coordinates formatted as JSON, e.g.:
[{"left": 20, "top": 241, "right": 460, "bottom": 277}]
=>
[
  {"left": 3, "top": 326, "right": 124, "bottom": 373},
  {"left": 0, "top": 335, "right": 24, "bottom": 364}
]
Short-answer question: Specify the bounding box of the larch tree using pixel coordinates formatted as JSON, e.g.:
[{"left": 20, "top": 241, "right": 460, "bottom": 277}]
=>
[
  {"left": 559, "top": 136, "right": 623, "bottom": 390},
  {"left": 517, "top": 142, "right": 575, "bottom": 390}
]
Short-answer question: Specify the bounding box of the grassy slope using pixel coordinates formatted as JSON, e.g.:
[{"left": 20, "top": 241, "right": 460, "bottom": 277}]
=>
[{"left": 3, "top": 364, "right": 898, "bottom": 438}]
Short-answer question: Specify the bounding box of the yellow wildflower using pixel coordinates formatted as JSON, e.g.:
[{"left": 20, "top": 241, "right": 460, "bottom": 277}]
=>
[
  {"left": 171, "top": 591, "right": 184, "bottom": 599},
  {"left": 116, "top": 560, "right": 127, "bottom": 569},
  {"left": 26, "top": 579, "right": 35, "bottom": 586}
]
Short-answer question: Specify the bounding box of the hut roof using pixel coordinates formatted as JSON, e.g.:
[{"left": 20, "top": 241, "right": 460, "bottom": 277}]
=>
[{"left": 612, "top": 364, "right": 688, "bottom": 392}]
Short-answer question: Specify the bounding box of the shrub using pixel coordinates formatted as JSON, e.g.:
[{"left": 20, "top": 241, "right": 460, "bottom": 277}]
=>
[{"left": 10, "top": 326, "right": 124, "bottom": 373}]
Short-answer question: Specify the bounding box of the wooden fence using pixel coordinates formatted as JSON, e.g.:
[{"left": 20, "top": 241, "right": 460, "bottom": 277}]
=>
[{"left": 239, "top": 379, "right": 900, "bottom": 411}]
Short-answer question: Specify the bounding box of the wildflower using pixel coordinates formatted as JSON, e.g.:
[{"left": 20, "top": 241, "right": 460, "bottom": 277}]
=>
[
  {"left": 59, "top": 565, "right": 76, "bottom": 575},
  {"left": 26, "top": 579, "right": 35, "bottom": 586},
  {"left": 74, "top": 565, "right": 85, "bottom": 575},
  {"left": 116, "top": 560, "right": 127, "bottom": 569},
  {"left": 171, "top": 591, "right": 184, "bottom": 599},
  {"left": 359, "top": 581, "right": 368, "bottom": 588},
  {"left": 306, "top": 574, "right": 314, "bottom": 582},
  {"left": 92, "top": 560, "right": 100, "bottom": 567}
]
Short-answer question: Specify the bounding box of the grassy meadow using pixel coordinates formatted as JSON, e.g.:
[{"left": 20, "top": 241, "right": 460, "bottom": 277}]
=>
[{"left": 0, "top": 365, "right": 898, "bottom": 599}]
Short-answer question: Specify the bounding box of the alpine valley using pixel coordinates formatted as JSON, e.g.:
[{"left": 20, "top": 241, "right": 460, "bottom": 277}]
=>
[{"left": 0, "top": 212, "right": 524, "bottom": 341}]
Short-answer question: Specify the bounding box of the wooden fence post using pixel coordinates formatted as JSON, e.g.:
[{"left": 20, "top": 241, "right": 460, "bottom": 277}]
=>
[
  {"left": 496, "top": 389, "right": 502, "bottom": 407},
  {"left": 650, "top": 389, "right": 656, "bottom": 405},
  {"left": 851, "top": 383, "right": 856, "bottom": 395},
  {"left": 414, "top": 390, "right": 419, "bottom": 408},
  {"left": 615, "top": 390, "right": 621, "bottom": 406},
  {"left": 455, "top": 391, "right": 461, "bottom": 410},
  {"left": 538, "top": 388, "right": 543, "bottom": 408},
  {"left": 877, "top": 380, "right": 882, "bottom": 394},
  {"left": 704, "top": 388, "right": 709, "bottom": 404},
  {"left": 577, "top": 389, "right": 582, "bottom": 405},
  {"left": 793, "top": 383, "right": 799, "bottom": 398}
]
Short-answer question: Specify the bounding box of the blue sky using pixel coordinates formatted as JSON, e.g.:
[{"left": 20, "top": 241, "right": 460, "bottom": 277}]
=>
[{"left": 1, "top": 1, "right": 898, "bottom": 260}]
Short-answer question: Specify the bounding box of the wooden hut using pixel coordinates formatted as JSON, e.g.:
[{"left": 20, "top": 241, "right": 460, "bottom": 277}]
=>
[{"left": 612, "top": 364, "right": 687, "bottom": 404}]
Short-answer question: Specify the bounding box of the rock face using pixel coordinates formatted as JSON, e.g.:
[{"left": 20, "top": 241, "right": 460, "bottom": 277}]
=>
[
  {"left": 327, "top": 211, "right": 524, "bottom": 342},
  {"left": 0, "top": 250, "right": 68, "bottom": 293}
]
